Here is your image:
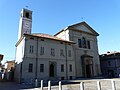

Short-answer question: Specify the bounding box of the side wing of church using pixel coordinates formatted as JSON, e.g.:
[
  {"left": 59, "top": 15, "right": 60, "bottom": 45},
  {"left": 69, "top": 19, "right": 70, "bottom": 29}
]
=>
[{"left": 14, "top": 8, "right": 101, "bottom": 83}]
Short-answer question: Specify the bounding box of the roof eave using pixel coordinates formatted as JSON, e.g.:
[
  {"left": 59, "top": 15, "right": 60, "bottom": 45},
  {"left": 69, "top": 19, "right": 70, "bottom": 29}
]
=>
[
  {"left": 15, "top": 35, "right": 25, "bottom": 47},
  {"left": 23, "top": 33, "right": 75, "bottom": 44},
  {"left": 54, "top": 27, "right": 68, "bottom": 36}
]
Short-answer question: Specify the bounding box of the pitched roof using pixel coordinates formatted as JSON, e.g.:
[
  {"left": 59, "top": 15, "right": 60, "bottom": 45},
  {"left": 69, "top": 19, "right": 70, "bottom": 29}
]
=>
[
  {"left": 55, "top": 21, "right": 99, "bottom": 36},
  {"left": 102, "top": 51, "right": 120, "bottom": 55},
  {"left": 16, "top": 33, "right": 75, "bottom": 47},
  {"left": 24, "top": 33, "right": 74, "bottom": 43},
  {"left": 6, "top": 60, "right": 15, "bottom": 63}
]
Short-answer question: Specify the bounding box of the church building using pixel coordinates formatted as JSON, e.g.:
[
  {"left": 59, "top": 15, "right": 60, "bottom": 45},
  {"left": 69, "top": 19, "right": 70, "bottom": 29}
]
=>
[{"left": 14, "top": 8, "right": 101, "bottom": 83}]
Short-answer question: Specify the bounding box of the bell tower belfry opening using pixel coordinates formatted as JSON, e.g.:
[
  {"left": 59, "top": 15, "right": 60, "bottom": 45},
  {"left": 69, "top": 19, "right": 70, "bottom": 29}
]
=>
[{"left": 18, "top": 8, "right": 32, "bottom": 40}]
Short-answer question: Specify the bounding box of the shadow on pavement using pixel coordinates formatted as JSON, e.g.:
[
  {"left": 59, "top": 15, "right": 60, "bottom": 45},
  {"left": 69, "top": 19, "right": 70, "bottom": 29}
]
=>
[{"left": 0, "top": 81, "right": 37, "bottom": 90}]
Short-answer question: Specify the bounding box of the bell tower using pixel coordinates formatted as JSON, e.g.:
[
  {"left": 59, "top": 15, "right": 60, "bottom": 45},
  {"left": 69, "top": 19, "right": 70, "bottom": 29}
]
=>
[{"left": 18, "top": 8, "right": 32, "bottom": 40}]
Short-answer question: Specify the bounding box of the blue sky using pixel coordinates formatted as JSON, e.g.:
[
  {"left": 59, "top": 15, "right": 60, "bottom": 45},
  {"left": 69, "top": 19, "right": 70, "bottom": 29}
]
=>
[{"left": 0, "top": 0, "right": 120, "bottom": 63}]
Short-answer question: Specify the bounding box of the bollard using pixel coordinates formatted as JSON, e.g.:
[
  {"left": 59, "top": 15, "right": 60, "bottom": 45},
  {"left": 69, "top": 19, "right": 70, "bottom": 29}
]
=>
[
  {"left": 97, "top": 81, "right": 101, "bottom": 90},
  {"left": 59, "top": 81, "right": 62, "bottom": 90},
  {"left": 80, "top": 82, "right": 84, "bottom": 90},
  {"left": 35, "top": 79, "right": 38, "bottom": 87},
  {"left": 41, "top": 80, "right": 43, "bottom": 90},
  {"left": 111, "top": 80, "right": 115, "bottom": 90},
  {"left": 48, "top": 80, "right": 51, "bottom": 90}
]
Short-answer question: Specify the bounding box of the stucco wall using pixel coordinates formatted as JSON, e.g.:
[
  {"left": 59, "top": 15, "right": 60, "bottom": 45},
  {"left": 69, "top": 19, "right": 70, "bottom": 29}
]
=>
[
  {"left": 15, "top": 36, "right": 75, "bottom": 82},
  {"left": 14, "top": 38, "right": 25, "bottom": 82},
  {"left": 56, "top": 25, "right": 101, "bottom": 77}
]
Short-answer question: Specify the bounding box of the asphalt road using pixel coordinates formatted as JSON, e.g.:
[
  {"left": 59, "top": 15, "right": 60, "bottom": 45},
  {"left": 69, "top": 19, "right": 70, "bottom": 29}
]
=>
[{"left": 0, "top": 81, "right": 36, "bottom": 90}]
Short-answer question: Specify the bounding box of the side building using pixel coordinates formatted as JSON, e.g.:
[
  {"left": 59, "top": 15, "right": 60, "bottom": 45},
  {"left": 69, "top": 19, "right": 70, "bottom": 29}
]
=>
[
  {"left": 0, "top": 54, "right": 4, "bottom": 63},
  {"left": 15, "top": 33, "right": 75, "bottom": 83},
  {"left": 100, "top": 52, "right": 120, "bottom": 78},
  {"left": 0, "top": 54, "right": 4, "bottom": 78},
  {"left": 3, "top": 60, "right": 15, "bottom": 80},
  {"left": 4, "top": 60, "right": 15, "bottom": 72}
]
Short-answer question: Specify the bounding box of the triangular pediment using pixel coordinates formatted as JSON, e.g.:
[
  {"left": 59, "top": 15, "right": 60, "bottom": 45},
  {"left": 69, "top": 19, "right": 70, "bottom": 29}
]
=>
[
  {"left": 68, "top": 22, "right": 99, "bottom": 36},
  {"left": 74, "top": 25, "right": 93, "bottom": 33},
  {"left": 54, "top": 21, "right": 99, "bottom": 36}
]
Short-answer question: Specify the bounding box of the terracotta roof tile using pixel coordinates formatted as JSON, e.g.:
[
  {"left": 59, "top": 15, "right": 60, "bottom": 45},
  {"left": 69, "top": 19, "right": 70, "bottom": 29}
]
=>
[{"left": 24, "top": 33, "right": 74, "bottom": 43}]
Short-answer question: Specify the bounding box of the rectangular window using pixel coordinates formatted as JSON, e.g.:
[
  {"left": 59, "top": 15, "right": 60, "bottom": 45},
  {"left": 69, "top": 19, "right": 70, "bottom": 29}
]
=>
[
  {"left": 61, "top": 64, "right": 64, "bottom": 72},
  {"left": 40, "top": 47, "right": 44, "bottom": 55},
  {"left": 87, "top": 40, "right": 91, "bottom": 49},
  {"left": 29, "top": 45, "right": 34, "bottom": 53},
  {"left": 51, "top": 48, "right": 55, "bottom": 56},
  {"left": 29, "top": 45, "right": 31, "bottom": 53},
  {"left": 60, "top": 49, "right": 64, "bottom": 56},
  {"left": 82, "top": 37, "right": 87, "bottom": 48},
  {"left": 40, "top": 64, "right": 44, "bottom": 72},
  {"left": 108, "top": 61, "right": 111, "bottom": 66},
  {"left": 78, "top": 39, "right": 82, "bottom": 48},
  {"left": 69, "top": 64, "right": 72, "bottom": 72},
  {"left": 61, "top": 77, "right": 64, "bottom": 80},
  {"left": 28, "top": 63, "right": 33, "bottom": 72},
  {"left": 70, "top": 76, "right": 72, "bottom": 80},
  {"left": 41, "top": 39, "right": 44, "bottom": 41},
  {"left": 68, "top": 50, "right": 71, "bottom": 57},
  {"left": 30, "top": 37, "right": 34, "bottom": 40}
]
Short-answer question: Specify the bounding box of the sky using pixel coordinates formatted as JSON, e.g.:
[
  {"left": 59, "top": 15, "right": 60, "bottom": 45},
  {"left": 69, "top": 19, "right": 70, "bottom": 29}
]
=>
[{"left": 0, "top": 0, "right": 120, "bottom": 63}]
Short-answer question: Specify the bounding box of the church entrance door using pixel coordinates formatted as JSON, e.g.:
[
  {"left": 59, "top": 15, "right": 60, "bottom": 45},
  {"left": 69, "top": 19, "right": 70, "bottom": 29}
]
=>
[
  {"left": 85, "top": 59, "right": 93, "bottom": 78},
  {"left": 49, "top": 62, "right": 56, "bottom": 77},
  {"left": 81, "top": 55, "right": 94, "bottom": 78},
  {"left": 86, "top": 64, "right": 93, "bottom": 78}
]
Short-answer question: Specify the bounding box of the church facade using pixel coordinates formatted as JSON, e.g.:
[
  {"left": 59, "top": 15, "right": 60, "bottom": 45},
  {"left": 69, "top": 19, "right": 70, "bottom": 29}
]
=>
[{"left": 14, "top": 8, "right": 101, "bottom": 83}]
